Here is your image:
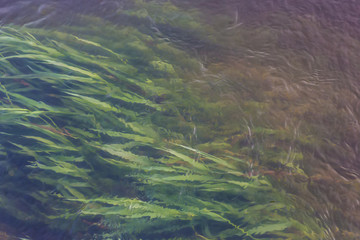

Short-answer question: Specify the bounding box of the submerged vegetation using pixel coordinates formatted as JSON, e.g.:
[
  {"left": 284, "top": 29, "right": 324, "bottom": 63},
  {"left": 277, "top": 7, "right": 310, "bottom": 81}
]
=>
[
  {"left": 0, "top": 0, "right": 359, "bottom": 239},
  {"left": 0, "top": 24, "right": 321, "bottom": 240}
]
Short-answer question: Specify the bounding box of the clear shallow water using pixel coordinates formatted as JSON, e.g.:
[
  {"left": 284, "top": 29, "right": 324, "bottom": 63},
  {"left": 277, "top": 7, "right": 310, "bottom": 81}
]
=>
[{"left": 0, "top": 1, "right": 359, "bottom": 239}]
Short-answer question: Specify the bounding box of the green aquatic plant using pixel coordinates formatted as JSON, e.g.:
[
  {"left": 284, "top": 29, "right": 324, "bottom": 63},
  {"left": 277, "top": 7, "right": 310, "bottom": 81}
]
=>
[{"left": 0, "top": 11, "right": 328, "bottom": 240}]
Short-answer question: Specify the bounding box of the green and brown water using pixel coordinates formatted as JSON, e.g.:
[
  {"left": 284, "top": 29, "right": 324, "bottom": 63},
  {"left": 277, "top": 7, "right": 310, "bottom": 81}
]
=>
[{"left": 0, "top": 0, "right": 359, "bottom": 239}]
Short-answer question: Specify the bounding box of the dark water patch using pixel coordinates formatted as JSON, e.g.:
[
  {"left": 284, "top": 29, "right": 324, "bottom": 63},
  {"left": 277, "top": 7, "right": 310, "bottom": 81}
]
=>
[{"left": 177, "top": 0, "right": 360, "bottom": 38}]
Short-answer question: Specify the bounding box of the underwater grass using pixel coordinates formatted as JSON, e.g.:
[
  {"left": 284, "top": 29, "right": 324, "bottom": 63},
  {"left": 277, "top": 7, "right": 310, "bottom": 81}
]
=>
[{"left": 0, "top": 16, "right": 328, "bottom": 240}]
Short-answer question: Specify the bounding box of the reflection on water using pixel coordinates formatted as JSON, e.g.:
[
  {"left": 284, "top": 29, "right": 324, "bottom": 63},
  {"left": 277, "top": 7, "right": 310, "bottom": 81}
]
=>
[{"left": 0, "top": 0, "right": 359, "bottom": 239}]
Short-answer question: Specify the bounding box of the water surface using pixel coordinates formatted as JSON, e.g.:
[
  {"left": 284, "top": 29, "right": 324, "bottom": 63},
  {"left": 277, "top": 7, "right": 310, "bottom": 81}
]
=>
[{"left": 0, "top": 1, "right": 359, "bottom": 239}]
